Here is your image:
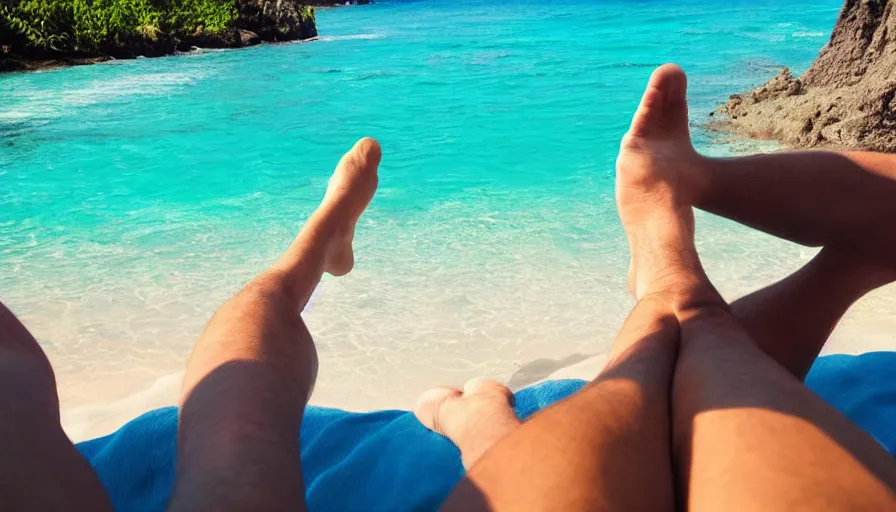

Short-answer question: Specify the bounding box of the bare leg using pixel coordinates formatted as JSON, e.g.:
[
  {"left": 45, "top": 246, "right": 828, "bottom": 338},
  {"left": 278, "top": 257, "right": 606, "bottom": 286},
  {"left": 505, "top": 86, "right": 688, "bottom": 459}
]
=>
[
  {"left": 440, "top": 145, "right": 689, "bottom": 510},
  {"left": 417, "top": 248, "right": 894, "bottom": 470},
  {"left": 168, "top": 138, "right": 381, "bottom": 512},
  {"left": 618, "top": 65, "right": 896, "bottom": 379},
  {"left": 423, "top": 64, "right": 896, "bottom": 482},
  {"left": 658, "top": 113, "right": 896, "bottom": 261},
  {"left": 701, "top": 149, "right": 896, "bottom": 377},
  {"left": 697, "top": 151, "right": 896, "bottom": 263},
  {"left": 0, "top": 302, "right": 113, "bottom": 511},
  {"left": 727, "top": 247, "right": 894, "bottom": 378},
  {"left": 621, "top": 65, "right": 896, "bottom": 511},
  {"left": 674, "top": 298, "right": 896, "bottom": 510}
]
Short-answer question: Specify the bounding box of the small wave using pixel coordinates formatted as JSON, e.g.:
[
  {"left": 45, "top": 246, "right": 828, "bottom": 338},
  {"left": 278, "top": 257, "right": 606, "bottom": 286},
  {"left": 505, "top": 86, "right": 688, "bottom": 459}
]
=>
[
  {"left": 354, "top": 70, "right": 398, "bottom": 81},
  {"left": 469, "top": 50, "right": 510, "bottom": 65},
  {"left": 1, "top": 71, "right": 206, "bottom": 123},
  {"left": 793, "top": 31, "right": 825, "bottom": 38},
  {"left": 0, "top": 111, "right": 37, "bottom": 121},
  {"left": 598, "top": 62, "right": 663, "bottom": 69},
  {"left": 318, "top": 33, "right": 384, "bottom": 42},
  {"left": 59, "top": 72, "right": 202, "bottom": 109}
]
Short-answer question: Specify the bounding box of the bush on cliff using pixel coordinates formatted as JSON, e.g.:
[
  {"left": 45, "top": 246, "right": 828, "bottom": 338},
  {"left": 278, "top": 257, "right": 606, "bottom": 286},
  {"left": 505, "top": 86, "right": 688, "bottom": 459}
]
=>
[{"left": 0, "top": 0, "right": 316, "bottom": 60}]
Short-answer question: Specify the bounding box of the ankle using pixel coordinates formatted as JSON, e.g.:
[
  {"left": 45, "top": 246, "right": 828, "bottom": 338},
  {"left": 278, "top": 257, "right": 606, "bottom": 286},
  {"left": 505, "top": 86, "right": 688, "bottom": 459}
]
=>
[
  {"left": 639, "top": 270, "right": 726, "bottom": 318},
  {"left": 689, "top": 154, "right": 714, "bottom": 207}
]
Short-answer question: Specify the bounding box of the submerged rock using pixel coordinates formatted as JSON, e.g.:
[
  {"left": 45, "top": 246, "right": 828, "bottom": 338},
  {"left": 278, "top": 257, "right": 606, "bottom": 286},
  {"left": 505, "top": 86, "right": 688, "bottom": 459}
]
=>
[{"left": 718, "top": 0, "right": 896, "bottom": 151}]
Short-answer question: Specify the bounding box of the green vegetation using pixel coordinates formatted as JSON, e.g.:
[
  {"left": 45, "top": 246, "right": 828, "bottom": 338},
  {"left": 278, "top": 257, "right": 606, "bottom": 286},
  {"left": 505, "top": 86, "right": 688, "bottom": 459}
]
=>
[{"left": 1, "top": 0, "right": 238, "bottom": 57}]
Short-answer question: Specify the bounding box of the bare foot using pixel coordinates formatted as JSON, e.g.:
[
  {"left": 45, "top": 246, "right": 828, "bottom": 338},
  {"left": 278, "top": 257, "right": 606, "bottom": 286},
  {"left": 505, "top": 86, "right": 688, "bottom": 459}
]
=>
[
  {"left": 616, "top": 64, "right": 706, "bottom": 207},
  {"left": 414, "top": 378, "right": 521, "bottom": 469},
  {"left": 319, "top": 137, "right": 382, "bottom": 276},
  {"left": 615, "top": 65, "right": 715, "bottom": 301}
]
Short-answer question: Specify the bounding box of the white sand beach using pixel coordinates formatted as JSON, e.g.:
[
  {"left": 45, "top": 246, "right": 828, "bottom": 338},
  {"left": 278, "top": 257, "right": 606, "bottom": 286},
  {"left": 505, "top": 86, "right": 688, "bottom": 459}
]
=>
[{"left": 58, "top": 222, "right": 896, "bottom": 442}]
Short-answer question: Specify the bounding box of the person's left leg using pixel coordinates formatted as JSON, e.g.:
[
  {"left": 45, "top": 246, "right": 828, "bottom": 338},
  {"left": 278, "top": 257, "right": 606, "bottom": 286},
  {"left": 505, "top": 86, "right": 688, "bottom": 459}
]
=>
[
  {"left": 618, "top": 64, "right": 896, "bottom": 512},
  {"left": 168, "top": 138, "right": 381, "bottom": 512},
  {"left": 0, "top": 302, "right": 113, "bottom": 511},
  {"left": 616, "top": 64, "right": 896, "bottom": 379}
]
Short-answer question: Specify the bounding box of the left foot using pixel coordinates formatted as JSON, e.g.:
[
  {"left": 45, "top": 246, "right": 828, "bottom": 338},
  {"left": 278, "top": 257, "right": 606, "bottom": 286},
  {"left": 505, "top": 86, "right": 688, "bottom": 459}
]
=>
[
  {"left": 616, "top": 64, "right": 707, "bottom": 211},
  {"left": 616, "top": 65, "right": 708, "bottom": 299},
  {"left": 319, "top": 137, "right": 382, "bottom": 276},
  {"left": 615, "top": 65, "right": 721, "bottom": 308},
  {"left": 414, "top": 378, "right": 521, "bottom": 469}
]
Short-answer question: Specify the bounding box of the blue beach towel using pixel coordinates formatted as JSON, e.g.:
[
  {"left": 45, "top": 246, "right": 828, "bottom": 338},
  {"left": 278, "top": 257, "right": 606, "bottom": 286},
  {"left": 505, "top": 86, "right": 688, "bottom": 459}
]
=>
[{"left": 76, "top": 352, "right": 896, "bottom": 512}]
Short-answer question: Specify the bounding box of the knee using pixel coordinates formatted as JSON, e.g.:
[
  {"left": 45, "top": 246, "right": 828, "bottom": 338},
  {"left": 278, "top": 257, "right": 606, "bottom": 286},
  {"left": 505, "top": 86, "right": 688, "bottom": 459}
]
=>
[
  {"left": 0, "top": 352, "right": 60, "bottom": 423},
  {"left": 242, "top": 271, "right": 293, "bottom": 301},
  {"left": 220, "top": 270, "right": 300, "bottom": 317}
]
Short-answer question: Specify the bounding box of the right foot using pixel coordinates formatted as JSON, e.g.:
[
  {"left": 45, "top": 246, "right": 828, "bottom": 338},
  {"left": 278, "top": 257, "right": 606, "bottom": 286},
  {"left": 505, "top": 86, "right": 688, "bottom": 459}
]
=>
[
  {"left": 414, "top": 378, "right": 521, "bottom": 469},
  {"left": 319, "top": 137, "right": 382, "bottom": 276},
  {"left": 615, "top": 65, "right": 714, "bottom": 302}
]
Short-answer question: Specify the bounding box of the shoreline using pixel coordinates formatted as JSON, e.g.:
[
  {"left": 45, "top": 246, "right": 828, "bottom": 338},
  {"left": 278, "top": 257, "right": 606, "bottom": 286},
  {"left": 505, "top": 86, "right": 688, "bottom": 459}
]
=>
[
  {"left": 0, "top": 0, "right": 371, "bottom": 74},
  {"left": 52, "top": 231, "right": 896, "bottom": 442},
  {"left": 1, "top": 36, "right": 323, "bottom": 74},
  {"left": 61, "top": 280, "right": 896, "bottom": 443}
]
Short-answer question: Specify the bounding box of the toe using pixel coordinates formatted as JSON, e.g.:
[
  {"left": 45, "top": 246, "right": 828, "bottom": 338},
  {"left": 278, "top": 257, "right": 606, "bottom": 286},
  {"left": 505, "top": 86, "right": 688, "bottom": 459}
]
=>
[
  {"left": 462, "top": 378, "right": 514, "bottom": 403},
  {"left": 344, "top": 137, "right": 382, "bottom": 171},
  {"left": 413, "top": 387, "right": 462, "bottom": 436},
  {"left": 628, "top": 64, "right": 689, "bottom": 139}
]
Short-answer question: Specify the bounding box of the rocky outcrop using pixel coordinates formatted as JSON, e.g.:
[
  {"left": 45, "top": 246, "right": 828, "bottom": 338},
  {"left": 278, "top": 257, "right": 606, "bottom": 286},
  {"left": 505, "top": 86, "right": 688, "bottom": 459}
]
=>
[
  {"left": 235, "top": 0, "right": 317, "bottom": 42},
  {"left": 311, "top": 0, "right": 371, "bottom": 4},
  {"left": 718, "top": 0, "right": 896, "bottom": 151}
]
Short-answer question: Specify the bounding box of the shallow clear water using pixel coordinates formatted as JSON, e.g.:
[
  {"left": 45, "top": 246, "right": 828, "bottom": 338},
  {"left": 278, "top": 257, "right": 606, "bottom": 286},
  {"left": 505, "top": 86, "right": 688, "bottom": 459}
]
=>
[{"left": 4, "top": 0, "right": 893, "bottom": 436}]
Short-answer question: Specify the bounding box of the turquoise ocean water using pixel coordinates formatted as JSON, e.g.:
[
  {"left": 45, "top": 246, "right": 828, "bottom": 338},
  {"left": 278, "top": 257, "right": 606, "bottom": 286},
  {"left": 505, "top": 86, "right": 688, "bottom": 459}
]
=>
[{"left": 9, "top": 0, "right": 890, "bottom": 435}]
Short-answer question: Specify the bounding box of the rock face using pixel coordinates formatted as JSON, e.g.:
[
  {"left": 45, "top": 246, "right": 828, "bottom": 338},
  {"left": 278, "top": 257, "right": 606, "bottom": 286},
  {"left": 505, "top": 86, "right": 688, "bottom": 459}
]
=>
[
  {"left": 720, "top": 0, "right": 896, "bottom": 151},
  {"left": 239, "top": 29, "right": 262, "bottom": 46},
  {"left": 236, "top": 0, "right": 317, "bottom": 42},
  {"left": 313, "top": 0, "right": 371, "bottom": 4}
]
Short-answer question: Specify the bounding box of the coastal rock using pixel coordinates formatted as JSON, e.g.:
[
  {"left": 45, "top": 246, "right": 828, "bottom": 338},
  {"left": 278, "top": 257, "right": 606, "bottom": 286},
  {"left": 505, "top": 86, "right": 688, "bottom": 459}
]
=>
[
  {"left": 239, "top": 29, "right": 262, "bottom": 46},
  {"left": 236, "top": 0, "right": 318, "bottom": 42},
  {"left": 312, "top": 0, "right": 372, "bottom": 5},
  {"left": 718, "top": 0, "right": 896, "bottom": 151},
  {"left": 177, "top": 27, "right": 242, "bottom": 53}
]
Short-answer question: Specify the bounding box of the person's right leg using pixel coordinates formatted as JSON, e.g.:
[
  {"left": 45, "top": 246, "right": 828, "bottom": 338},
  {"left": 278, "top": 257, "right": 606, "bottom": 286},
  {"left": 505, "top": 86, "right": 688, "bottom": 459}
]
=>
[
  {"left": 620, "top": 64, "right": 896, "bottom": 511},
  {"left": 726, "top": 246, "right": 894, "bottom": 378}
]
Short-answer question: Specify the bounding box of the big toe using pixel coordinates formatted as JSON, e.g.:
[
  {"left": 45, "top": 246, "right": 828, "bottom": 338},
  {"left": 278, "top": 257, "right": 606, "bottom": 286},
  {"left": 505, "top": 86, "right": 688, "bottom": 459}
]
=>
[
  {"left": 413, "top": 387, "right": 463, "bottom": 436},
  {"left": 463, "top": 377, "right": 514, "bottom": 403},
  {"left": 627, "top": 64, "right": 689, "bottom": 139},
  {"left": 325, "top": 137, "right": 381, "bottom": 218},
  {"left": 338, "top": 137, "right": 382, "bottom": 175}
]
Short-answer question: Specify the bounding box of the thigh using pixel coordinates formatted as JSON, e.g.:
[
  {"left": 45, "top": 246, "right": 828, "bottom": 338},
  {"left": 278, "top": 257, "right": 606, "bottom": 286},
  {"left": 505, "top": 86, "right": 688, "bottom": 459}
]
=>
[
  {"left": 444, "top": 294, "right": 679, "bottom": 512},
  {"left": 0, "top": 302, "right": 112, "bottom": 511},
  {"left": 673, "top": 306, "right": 896, "bottom": 511}
]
